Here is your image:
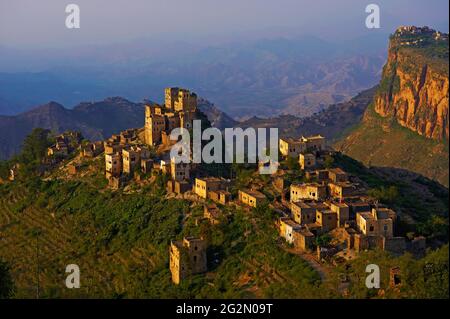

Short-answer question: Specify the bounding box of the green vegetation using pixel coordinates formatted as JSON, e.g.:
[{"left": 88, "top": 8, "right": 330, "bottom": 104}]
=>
[
  {"left": 0, "top": 174, "right": 325, "bottom": 298},
  {"left": 332, "top": 245, "right": 449, "bottom": 299},
  {"left": 336, "top": 103, "right": 449, "bottom": 187},
  {"left": 0, "top": 259, "right": 14, "bottom": 298}
]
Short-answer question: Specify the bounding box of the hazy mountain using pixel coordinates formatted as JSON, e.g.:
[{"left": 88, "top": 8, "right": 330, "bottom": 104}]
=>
[
  {"left": 0, "top": 98, "right": 145, "bottom": 159},
  {"left": 0, "top": 34, "right": 387, "bottom": 118},
  {"left": 237, "top": 86, "right": 376, "bottom": 141}
]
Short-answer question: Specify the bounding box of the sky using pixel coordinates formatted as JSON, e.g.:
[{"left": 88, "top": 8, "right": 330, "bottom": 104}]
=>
[{"left": 0, "top": 0, "right": 449, "bottom": 49}]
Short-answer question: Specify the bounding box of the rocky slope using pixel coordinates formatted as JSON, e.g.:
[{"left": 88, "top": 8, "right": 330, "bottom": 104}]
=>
[{"left": 374, "top": 26, "right": 449, "bottom": 141}]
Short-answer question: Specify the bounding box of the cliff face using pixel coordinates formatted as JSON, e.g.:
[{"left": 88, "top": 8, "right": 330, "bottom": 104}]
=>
[
  {"left": 374, "top": 27, "right": 449, "bottom": 141},
  {"left": 336, "top": 27, "right": 449, "bottom": 187}
]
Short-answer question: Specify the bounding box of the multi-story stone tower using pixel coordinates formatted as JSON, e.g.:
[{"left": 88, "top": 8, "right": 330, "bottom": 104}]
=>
[
  {"left": 169, "top": 236, "right": 207, "bottom": 284},
  {"left": 145, "top": 88, "right": 198, "bottom": 146}
]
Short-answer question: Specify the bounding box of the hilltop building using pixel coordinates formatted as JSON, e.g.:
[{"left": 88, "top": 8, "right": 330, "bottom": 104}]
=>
[{"left": 145, "top": 88, "right": 198, "bottom": 146}]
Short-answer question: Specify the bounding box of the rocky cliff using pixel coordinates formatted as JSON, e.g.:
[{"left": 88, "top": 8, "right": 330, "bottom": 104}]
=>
[{"left": 374, "top": 26, "right": 449, "bottom": 141}]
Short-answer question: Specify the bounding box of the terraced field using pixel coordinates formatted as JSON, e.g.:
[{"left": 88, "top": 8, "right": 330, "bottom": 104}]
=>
[{"left": 0, "top": 183, "right": 165, "bottom": 298}]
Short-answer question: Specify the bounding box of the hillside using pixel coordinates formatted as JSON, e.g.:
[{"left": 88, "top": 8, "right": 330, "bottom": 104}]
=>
[
  {"left": 336, "top": 103, "right": 449, "bottom": 187},
  {"left": 336, "top": 27, "right": 449, "bottom": 187},
  {"left": 0, "top": 152, "right": 447, "bottom": 298}
]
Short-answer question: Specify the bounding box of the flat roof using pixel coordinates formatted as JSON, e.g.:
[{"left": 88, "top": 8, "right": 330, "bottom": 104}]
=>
[{"left": 241, "top": 189, "right": 266, "bottom": 199}]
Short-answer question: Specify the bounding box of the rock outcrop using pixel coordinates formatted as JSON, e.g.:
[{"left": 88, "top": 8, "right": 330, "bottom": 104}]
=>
[{"left": 373, "top": 26, "right": 449, "bottom": 141}]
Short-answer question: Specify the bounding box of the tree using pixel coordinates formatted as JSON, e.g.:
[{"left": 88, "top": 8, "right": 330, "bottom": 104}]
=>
[
  {"left": 19, "top": 128, "right": 53, "bottom": 164},
  {"left": 0, "top": 259, "right": 14, "bottom": 298},
  {"left": 324, "top": 155, "right": 334, "bottom": 169},
  {"left": 367, "top": 185, "right": 399, "bottom": 204}
]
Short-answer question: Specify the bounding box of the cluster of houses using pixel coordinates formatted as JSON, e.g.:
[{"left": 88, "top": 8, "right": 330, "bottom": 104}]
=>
[
  {"left": 103, "top": 128, "right": 155, "bottom": 188},
  {"left": 47, "top": 131, "right": 83, "bottom": 158},
  {"left": 394, "top": 26, "right": 448, "bottom": 45},
  {"left": 101, "top": 88, "right": 200, "bottom": 189},
  {"left": 275, "top": 136, "right": 425, "bottom": 263}
]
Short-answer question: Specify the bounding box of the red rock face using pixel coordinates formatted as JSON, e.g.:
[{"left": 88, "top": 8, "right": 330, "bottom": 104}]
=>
[{"left": 374, "top": 42, "right": 449, "bottom": 141}]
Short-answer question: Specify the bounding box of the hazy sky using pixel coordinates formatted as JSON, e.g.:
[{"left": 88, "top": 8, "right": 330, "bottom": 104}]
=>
[{"left": 0, "top": 0, "right": 449, "bottom": 48}]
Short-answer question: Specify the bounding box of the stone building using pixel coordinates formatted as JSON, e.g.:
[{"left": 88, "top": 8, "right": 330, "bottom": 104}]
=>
[
  {"left": 327, "top": 168, "right": 349, "bottom": 183},
  {"left": 169, "top": 237, "right": 207, "bottom": 285},
  {"left": 328, "top": 182, "right": 356, "bottom": 200},
  {"left": 299, "top": 153, "right": 316, "bottom": 170},
  {"left": 122, "top": 147, "right": 141, "bottom": 174},
  {"left": 238, "top": 189, "right": 267, "bottom": 208},
  {"left": 145, "top": 88, "right": 198, "bottom": 146},
  {"left": 194, "top": 177, "right": 223, "bottom": 199},
  {"left": 356, "top": 208, "right": 396, "bottom": 238},
  {"left": 278, "top": 217, "right": 314, "bottom": 251},
  {"left": 315, "top": 209, "right": 338, "bottom": 233},
  {"left": 279, "top": 135, "right": 326, "bottom": 158},
  {"left": 301, "top": 135, "right": 325, "bottom": 151},
  {"left": 291, "top": 201, "right": 324, "bottom": 225},
  {"left": 208, "top": 190, "right": 232, "bottom": 205},
  {"left": 105, "top": 153, "right": 122, "bottom": 178},
  {"left": 279, "top": 138, "right": 305, "bottom": 158},
  {"left": 82, "top": 141, "right": 104, "bottom": 158},
  {"left": 290, "top": 183, "right": 327, "bottom": 202},
  {"left": 170, "top": 158, "right": 190, "bottom": 182},
  {"left": 167, "top": 179, "right": 191, "bottom": 194},
  {"left": 327, "top": 201, "right": 350, "bottom": 227},
  {"left": 204, "top": 204, "right": 221, "bottom": 225}
]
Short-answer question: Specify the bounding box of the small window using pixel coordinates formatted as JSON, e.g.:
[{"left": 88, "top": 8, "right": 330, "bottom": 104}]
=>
[{"left": 369, "top": 226, "right": 374, "bottom": 232}]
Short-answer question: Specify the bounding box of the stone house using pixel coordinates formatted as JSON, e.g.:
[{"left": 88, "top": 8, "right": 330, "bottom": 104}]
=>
[
  {"left": 356, "top": 208, "right": 395, "bottom": 238},
  {"left": 299, "top": 153, "right": 316, "bottom": 170},
  {"left": 278, "top": 217, "right": 314, "bottom": 251},
  {"left": 204, "top": 204, "right": 221, "bottom": 225},
  {"left": 315, "top": 209, "right": 338, "bottom": 233},
  {"left": 327, "top": 168, "right": 349, "bottom": 183},
  {"left": 122, "top": 147, "right": 141, "bottom": 174},
  {"left": 290, "top": 183, "right": 327, "bottom": 202},
  {"left": 141, "top": 158, "right": 154, "bottom": 174},
  {"left": 145, "top": 88, "right": 198, "bottom": 146},
  {"left": 167, "top": 180, "right": 191, "bottom": 194},
  {"left": 291, "top": 201, "right": 321, "bottom": 225},
  {"left": 327, "top": 201, "right": 350, "bottom": 227},
  {"left": 279, "top": 138, "right": 305, "bottom": 158},
  {"left": 169, "top": 237, "right": 207, "bottom": 285},
  {"left": 238, "top": 189, "right": 267, "bottom": 208},
  {"left": 105, "top": 153, "right": 122, "bottom": 178},
  {"left": 194, "top": 177, "right": 223, "bottom": 199},
  {"left": 170, "top": 158, "right": 190, "bottom": 182},
  {"left": 208, "top": 190, "right": 232, "bottom": 205},
  {"left": 328, "top": 182, "right": 356, "bottom": 199}
]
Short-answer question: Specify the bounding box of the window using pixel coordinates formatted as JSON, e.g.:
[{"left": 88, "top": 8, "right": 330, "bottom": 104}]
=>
[
  {"left": 369, "top": 226, "right": 374, "bottom": 232},
  {"left": 384, "top": 225, "right": 388, "bottom": 231}
]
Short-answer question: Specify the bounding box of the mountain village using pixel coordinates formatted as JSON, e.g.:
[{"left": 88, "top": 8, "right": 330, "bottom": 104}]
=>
[{"left": 6, "top": 87, "right": 428, "bottom": 287}]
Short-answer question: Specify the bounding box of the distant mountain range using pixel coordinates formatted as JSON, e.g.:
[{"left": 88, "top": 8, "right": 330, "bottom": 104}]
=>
[{"left": 0, "top": 34, "right": 387, "bottom": 118}]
